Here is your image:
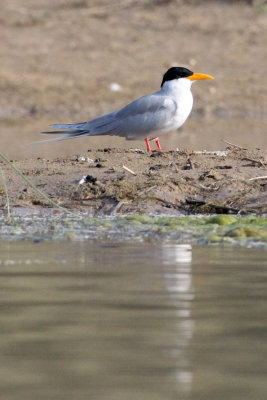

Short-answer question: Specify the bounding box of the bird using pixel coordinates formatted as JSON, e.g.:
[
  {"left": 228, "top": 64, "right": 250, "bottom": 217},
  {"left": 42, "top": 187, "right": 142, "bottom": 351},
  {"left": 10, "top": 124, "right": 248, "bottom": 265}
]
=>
[{"left": 41, "top": 67, "right": 214, "bottom": 151}]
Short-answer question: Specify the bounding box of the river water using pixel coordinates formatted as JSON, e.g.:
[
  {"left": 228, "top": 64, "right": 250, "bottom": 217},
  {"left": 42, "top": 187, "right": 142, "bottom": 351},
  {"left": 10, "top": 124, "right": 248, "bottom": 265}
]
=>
[{"left": 0, "top": 241, "right": 266, "bottom": 400}]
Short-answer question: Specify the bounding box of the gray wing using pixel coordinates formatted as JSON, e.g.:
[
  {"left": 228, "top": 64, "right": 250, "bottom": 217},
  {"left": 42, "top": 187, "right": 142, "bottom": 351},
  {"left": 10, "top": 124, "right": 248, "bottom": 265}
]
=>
[
  {"left": 114, "top": 94, "right": 177, "bottom": 139},
  {"left": 41, "top": 93, "right": 177, "bottom": 142}
]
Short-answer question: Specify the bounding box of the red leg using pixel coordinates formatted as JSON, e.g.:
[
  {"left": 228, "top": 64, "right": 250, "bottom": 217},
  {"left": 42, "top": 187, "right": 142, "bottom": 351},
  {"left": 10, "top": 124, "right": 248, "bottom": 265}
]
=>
[
  {"left": 145, "top": 137, "right": 168, "bottom": 152},
  {"left": 145, "top": 137, "right": 154, "bottom": 152},
  {"left": 155, "top": 138, "right": 168, "bottom": 151},
  {"left": 156, "top": 138, "right": 162, "bottom": 150}
]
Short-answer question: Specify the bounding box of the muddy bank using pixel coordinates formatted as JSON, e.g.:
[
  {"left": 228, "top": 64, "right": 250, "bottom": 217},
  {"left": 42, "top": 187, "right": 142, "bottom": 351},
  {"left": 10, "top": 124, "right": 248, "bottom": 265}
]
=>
[{"left": 1, "top": 146, "right": 266, "bottom": 215}]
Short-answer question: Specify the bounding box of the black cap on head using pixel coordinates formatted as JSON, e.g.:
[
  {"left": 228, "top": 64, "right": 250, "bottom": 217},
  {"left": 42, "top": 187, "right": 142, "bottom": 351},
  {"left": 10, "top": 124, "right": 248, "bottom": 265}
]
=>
[{"left": 161, "top": 67, "right": 194, "bottom": 87}]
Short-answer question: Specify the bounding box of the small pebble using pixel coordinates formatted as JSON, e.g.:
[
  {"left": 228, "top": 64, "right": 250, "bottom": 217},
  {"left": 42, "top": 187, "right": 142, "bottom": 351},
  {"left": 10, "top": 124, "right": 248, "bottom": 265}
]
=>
[
  {"left": 109, "top": 82, "right": 122, "bottom": 92},
  {"left": 76, "top": 156, "right": 94, "bottom": 163},
  {"left": 79, "top": 176, "right": 87, "bottom": 185}
]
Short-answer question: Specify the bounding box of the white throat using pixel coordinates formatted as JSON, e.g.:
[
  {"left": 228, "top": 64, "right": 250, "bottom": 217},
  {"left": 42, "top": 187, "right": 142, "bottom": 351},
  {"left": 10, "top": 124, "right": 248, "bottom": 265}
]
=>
[{"left": 161, "top": 77, "right": 193, "bottom": 95}]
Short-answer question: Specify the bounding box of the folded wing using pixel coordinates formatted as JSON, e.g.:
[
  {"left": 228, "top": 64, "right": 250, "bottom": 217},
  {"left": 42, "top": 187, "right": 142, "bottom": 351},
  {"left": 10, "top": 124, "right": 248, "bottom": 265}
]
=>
[{"left": 41, "top": 93, "right": 177, "bottom": 142}]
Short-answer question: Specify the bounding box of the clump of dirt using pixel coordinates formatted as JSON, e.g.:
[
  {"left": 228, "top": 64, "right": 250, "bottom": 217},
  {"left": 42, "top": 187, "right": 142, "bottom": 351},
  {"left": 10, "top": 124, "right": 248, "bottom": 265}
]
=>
[{"left": 0, "top": 146, "right": 266, "bottom": 215}]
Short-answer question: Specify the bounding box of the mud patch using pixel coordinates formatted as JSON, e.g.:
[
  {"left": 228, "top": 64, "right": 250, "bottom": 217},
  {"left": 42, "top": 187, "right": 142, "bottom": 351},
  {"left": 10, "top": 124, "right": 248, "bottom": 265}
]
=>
[{"left": 0, "top": 146, "right": 266, "bottom": 215}]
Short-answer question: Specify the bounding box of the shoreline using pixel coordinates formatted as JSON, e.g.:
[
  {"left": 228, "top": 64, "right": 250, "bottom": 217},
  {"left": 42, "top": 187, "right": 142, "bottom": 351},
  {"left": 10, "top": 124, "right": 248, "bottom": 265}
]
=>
[{"left": 0, "top": 146, "right": 266, "bottom": 216}]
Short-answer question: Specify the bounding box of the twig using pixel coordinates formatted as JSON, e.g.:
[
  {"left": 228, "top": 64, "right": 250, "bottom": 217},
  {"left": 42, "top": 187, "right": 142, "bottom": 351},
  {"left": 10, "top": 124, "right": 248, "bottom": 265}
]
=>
[
  {"left": 198, "top": 183, "right": 216, "bottom": 191},
  {"left": 242, "top": 157, "right": 265, "bottom": 167},
  {"left": 245, "top": 203, "right": 267, "bottom": 210},
  {"left": 138, "top": 185, "right": 157, "bottom": 197},
  {"left": 107, "top": 200, "right": 127, "bottom": 215},
  {"left": 123, "top": 165, "right": 136, "bottom": 175},
  {"left": 223, "top": 139, "right": 246, "bottom": 150},
  {"left": 185, "top": 198, "right": 241, "bottom": 213},
  {"left": 0, "top": 151, "right": 81, "bottom": 218},
  {"left": 249, "top": 175, "right": 267, "bottom": 181},
  {"left": 83, "top": 0, "right": 137, "bottom": 16},
  {"left": 154, "top": 197, "right": 180, "bottom": 209},
  {"left": 0, "top": 167, "right": 11, "bottom": 220}
]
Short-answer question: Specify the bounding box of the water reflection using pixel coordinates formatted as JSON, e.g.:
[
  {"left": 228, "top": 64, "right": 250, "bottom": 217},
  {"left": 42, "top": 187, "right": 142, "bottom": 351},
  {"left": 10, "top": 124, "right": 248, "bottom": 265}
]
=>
[
  {"left": 0, "top": 242, "right": 266, "bottom": 399},
  {"left": 162, "top": 244, "right": 194, "bottom": 396},
  {"left": 162, "top": 244, "right": 192, "bottom": 266},
  {"left": 162, "top": 244, "right": 193, "bottom": 295}
]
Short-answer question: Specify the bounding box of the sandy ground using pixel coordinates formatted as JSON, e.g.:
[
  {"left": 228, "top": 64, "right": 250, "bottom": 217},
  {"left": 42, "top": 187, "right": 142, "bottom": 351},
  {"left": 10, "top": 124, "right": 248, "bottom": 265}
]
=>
[
  {"left": 0, "top": 0, "right": 266, "bottom": 160},
  {"left": 1, "top": 145, "right": 266, "bottom": 215}
]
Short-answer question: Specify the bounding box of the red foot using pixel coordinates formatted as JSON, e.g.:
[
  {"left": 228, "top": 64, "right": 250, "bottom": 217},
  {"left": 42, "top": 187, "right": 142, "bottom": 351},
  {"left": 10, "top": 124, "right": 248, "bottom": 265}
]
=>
[{"left": 145, "top": 137, "right": 168, "bottom": 152}]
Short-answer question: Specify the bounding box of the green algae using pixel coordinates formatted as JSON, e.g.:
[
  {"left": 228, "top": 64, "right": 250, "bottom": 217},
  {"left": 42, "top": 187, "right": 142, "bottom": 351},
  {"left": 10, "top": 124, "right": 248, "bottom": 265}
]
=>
[
  {"left": 124, "top": 215, "right": 152, "bottom": 224},
  {"left": 0, "top": 212, "right": 266, "bottom": 245},
  {"left": 115, "top": 214, "right": 267, "bottom": 244},
  {"left": 225, "top": 227, "right": 267, "bottom": 240},
  {"left": 206, "top": 215, "right": 237, "bottom": 225}
]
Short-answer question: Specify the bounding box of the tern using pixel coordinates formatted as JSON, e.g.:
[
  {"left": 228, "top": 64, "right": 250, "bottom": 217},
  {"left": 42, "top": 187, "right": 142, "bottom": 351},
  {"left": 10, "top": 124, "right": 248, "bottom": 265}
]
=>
[{"left": 42, "top": 67, "right": 214, "bottom": 151}]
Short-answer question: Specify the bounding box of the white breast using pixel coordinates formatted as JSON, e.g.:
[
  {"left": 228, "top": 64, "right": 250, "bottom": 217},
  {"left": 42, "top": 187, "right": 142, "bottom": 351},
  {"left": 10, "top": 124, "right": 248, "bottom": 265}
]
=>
[{"left": 160, "top": 78, "right": 193, "bottom": 133}]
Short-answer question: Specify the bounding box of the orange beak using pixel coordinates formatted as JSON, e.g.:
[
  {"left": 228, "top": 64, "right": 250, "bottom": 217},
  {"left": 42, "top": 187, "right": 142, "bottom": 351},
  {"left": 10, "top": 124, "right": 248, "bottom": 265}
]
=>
[{"left": 186, "top": 72, "right": 214, "bottom": 81}]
